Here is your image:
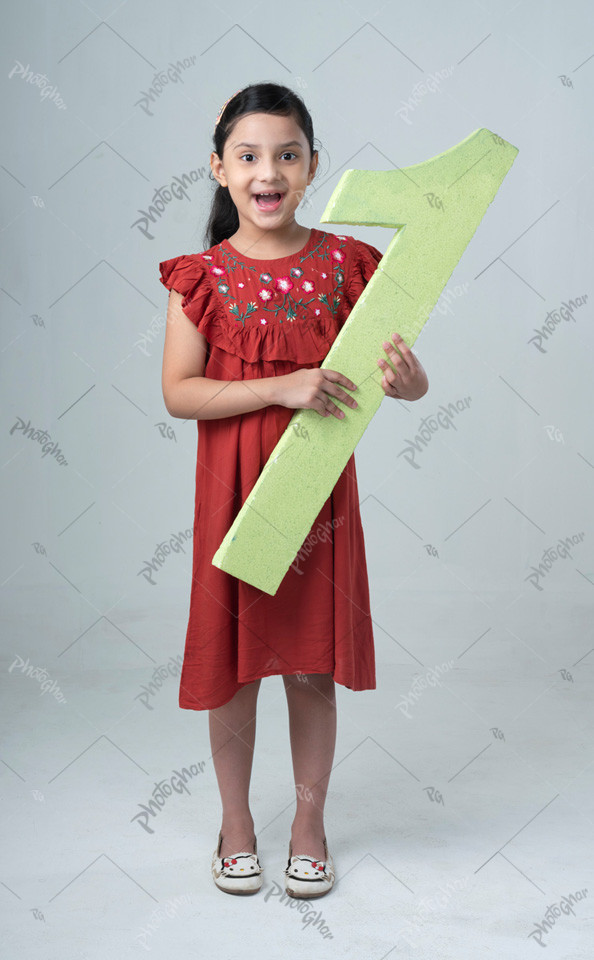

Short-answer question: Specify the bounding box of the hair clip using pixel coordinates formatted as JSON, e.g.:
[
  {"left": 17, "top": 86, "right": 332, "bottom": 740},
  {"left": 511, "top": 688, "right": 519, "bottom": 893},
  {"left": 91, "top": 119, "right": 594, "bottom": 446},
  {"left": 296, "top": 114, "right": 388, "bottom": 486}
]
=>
[{"left": 214, "top": 89, "right": 242, "bottom": 127}]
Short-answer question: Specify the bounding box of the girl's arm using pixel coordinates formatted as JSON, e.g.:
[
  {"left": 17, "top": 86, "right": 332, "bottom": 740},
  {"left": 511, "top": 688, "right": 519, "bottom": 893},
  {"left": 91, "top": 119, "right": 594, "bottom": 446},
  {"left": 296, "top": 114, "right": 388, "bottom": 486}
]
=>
[
  {"left": 162, "top": 290, "right": 359, "bottom": 422},
  {"left": 162, "top": 290, "right": 280, "bottom": 420}
]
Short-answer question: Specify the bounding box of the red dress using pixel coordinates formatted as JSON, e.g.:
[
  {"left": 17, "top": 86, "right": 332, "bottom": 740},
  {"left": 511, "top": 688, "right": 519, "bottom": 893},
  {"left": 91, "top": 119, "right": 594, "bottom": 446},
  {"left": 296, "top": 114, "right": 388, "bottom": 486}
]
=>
[{"left": 159, "top": 227, "right": 383, "bottom": 711}]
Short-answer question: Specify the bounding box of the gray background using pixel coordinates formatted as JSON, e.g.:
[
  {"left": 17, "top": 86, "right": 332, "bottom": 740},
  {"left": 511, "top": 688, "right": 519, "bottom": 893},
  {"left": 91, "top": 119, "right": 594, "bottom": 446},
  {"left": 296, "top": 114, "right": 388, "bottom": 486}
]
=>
[{"left": 1, "top": 1, "right": 592, "bottom": 957}]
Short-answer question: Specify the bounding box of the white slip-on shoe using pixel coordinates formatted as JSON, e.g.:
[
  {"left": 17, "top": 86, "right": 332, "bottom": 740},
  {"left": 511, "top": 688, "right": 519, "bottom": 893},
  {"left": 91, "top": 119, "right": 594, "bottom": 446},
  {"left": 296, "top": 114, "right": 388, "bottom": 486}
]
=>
[
  {"left": 211, "top": 829, "right": 263, "bottom": 895},
  {"left": 284, "top": 836, "right": 335, "bottom": 898}
]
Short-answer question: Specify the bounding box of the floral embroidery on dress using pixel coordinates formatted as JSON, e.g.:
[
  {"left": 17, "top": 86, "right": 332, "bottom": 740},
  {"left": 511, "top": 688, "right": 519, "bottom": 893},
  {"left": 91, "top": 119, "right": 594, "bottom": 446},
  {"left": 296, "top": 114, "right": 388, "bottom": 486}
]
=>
[
  {"left": 199, "top": 231, "right": 349, "bottom": 329},
  {"left": 229, "top": 301, "right": 258, "bottom": 324}
]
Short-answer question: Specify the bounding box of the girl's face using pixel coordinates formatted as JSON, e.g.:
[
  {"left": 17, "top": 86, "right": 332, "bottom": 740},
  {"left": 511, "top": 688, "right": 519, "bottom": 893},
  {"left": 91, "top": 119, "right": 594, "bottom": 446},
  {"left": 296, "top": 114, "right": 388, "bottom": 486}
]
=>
[{"left": 211, "top": 111, "right": 318, "bottom": 238}]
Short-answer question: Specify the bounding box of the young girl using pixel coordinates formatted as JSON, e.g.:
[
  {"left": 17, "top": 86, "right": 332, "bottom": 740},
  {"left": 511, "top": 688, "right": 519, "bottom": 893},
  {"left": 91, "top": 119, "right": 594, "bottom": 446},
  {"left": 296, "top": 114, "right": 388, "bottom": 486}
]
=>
[{"left": 159, "top": 82, "right": 428, "bottom": 899}]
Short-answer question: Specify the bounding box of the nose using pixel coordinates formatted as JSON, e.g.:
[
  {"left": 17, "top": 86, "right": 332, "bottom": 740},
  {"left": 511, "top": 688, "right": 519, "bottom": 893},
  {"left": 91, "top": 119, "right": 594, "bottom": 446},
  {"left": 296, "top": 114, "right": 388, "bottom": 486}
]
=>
[{"left": 257, "top": 152, "right": 282, "bottom": 183}]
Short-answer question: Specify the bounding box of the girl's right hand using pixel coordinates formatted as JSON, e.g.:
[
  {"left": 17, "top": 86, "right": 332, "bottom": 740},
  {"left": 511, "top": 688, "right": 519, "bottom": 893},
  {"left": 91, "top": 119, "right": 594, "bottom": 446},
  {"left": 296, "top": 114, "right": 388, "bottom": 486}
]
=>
[{"left": 275, "top": 367, "right": 358, "bottom": 419}]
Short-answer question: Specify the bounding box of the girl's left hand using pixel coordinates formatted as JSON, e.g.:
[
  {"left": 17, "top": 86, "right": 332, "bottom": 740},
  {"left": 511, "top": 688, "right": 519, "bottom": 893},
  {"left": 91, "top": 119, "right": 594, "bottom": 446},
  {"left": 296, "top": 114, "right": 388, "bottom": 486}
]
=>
[{"left": 377, "top": 332, "right": 428, "bottom": 401}]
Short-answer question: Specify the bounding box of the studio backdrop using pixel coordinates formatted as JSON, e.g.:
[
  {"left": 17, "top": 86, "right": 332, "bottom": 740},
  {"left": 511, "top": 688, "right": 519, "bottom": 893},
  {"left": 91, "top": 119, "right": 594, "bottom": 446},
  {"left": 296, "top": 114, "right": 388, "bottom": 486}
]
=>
[{"left": 1, "top": 1, "right": 592, "bottom": 958}]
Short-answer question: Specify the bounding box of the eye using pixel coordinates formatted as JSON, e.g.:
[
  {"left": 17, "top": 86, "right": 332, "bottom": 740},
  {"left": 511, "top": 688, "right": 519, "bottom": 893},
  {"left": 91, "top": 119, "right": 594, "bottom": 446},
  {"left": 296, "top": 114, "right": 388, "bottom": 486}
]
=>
[{"left": 238, "top": 151, "right": 299, "bottom": 162}]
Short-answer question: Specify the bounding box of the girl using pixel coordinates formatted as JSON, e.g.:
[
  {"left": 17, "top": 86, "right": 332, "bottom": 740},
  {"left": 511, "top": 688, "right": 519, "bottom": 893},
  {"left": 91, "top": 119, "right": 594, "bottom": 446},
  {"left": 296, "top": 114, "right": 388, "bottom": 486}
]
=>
[{"left": 159, "top": 82, "right": 428, "bottom": 899}]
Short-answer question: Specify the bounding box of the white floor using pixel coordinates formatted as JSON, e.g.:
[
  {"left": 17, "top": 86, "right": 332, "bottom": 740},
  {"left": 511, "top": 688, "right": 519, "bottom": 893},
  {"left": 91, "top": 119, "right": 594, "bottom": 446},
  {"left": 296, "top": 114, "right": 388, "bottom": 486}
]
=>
[{"left": 2, "top": 591, "right": 592, "bottom": 959}]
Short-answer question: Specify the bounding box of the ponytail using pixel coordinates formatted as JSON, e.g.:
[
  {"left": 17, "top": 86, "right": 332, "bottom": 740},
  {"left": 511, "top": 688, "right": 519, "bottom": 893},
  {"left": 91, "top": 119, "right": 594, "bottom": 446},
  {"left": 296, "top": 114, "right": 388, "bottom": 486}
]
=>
[{"left": 205, "top": 179, "right": 239, "bottom": 248}]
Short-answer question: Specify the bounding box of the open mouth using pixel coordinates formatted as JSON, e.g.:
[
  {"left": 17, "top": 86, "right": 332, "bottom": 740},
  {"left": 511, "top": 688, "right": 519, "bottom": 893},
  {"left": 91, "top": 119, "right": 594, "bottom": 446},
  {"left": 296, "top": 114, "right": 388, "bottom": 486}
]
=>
[{"left": 254, "top": 192, "right": 283, "bottom": 210}]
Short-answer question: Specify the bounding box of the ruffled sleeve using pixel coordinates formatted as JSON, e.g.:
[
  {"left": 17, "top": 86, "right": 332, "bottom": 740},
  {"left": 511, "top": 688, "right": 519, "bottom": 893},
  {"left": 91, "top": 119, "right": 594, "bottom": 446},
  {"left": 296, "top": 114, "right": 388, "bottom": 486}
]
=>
[
  {"left": 344, "top": 238, "right": 384, "bottom": 310},
  {"left": 159, "top": 252, "right": 336, "bottom": 364},
  {"left": 159, "top": 253, "right": 225, "bottom": 335}
]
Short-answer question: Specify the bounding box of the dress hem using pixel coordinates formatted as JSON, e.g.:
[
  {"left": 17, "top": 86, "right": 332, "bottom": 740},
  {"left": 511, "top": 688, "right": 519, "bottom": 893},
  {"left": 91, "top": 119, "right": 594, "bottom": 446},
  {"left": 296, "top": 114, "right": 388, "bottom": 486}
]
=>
[{"left": 179, "top": 668, "right": 377, "bottom": 711}]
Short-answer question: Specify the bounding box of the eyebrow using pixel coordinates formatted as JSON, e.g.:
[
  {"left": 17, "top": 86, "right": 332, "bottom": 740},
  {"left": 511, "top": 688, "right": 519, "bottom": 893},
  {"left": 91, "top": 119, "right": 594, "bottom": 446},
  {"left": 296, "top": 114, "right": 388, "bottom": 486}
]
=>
[{"left": 231, "top": 140, "right": 303, "bottom": 150}]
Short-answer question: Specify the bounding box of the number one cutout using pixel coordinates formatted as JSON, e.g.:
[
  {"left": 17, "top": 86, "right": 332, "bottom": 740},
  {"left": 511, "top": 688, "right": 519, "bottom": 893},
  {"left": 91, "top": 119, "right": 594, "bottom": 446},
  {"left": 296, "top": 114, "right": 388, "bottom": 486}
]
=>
[{"left": 212, "top": 127, "right": 519, "bottom": 595}]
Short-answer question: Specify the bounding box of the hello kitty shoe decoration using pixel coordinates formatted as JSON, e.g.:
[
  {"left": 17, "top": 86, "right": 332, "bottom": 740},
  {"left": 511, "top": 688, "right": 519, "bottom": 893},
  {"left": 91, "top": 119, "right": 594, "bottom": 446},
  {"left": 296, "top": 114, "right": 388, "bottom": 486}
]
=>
[
  {"left": 284, "top": 837, "right": 335, "bottom": 898},
  {"left": 211, "top": 829, "right": 263, "bottom": 895}
]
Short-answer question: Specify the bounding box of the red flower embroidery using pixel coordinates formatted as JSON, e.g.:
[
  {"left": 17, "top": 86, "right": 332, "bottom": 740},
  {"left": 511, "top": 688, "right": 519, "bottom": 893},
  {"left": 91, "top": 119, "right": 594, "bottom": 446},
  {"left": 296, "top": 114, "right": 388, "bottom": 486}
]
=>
[{"left": 206, "top": 231, "right": 348, "bottom": 326}]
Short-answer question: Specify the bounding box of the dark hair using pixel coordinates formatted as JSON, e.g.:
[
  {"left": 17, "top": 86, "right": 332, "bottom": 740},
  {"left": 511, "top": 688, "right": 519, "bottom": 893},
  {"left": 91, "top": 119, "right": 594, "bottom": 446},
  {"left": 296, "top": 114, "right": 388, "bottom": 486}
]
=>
[{"left": 203, "top": 82, "right": 319, "bottom": 249}]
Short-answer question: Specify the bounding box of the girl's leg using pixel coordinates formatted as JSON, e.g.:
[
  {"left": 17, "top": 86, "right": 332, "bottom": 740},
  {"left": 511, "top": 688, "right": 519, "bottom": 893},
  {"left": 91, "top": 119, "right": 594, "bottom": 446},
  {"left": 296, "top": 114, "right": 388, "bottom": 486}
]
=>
[
  {"left": 209, "top": 678, "right": 261, "bottom": 858},
  {"left": 282, "top": 672, "right": 337, "bottom": 862}
]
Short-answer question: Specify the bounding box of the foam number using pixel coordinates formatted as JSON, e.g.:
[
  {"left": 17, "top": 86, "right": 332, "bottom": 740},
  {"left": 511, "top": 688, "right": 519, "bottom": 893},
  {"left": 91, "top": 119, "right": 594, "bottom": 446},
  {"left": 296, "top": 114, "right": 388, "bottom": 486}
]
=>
[{"left": 212, "top": 128, "right": 519, "bottom": 594}]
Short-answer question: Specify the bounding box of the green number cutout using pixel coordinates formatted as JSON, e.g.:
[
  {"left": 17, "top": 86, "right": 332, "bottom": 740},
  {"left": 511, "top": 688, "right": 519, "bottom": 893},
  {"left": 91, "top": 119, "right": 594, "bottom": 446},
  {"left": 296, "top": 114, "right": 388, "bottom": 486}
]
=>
[{"left": 212, "top": 127, "right": 519, "bottom": 594}]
